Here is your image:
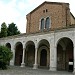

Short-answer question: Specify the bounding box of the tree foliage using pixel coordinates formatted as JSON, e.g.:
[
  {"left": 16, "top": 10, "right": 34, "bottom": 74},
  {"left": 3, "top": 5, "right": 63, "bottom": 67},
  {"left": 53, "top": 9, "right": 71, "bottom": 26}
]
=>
[
  {"left": 0, "top": 45, "right": 13, "bottom": 69},
  {"left": 0, "top": 22, "right": 7, "bottom": 37},
  {"left": 7, "top": 22, "right": 20, "bottom": 36},
  {"left": 0, "top": 22, "right": 20, "bottom": 38}
]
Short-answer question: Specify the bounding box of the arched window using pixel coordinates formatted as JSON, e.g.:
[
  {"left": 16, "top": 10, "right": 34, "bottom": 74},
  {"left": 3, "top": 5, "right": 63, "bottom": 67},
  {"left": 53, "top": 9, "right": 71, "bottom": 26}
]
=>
[
  {"left": 45, "top": 17, "right": 50, "bottom": 29},
  {"left": 41, "top": 18, "right": 44, "bottom": 30}
]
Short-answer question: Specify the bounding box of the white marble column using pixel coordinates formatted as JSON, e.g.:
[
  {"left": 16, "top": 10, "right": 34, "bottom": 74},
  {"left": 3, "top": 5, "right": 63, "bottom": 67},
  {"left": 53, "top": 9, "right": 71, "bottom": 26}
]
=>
[
  {"left": 33, "top": 47, "right": 38, "bottom": 69},
  {"left": 21, "top": 47, "right": 25, "bottom": 67},
  {"left": 10, "top": 45, "right": 15, "bottom": 66}
]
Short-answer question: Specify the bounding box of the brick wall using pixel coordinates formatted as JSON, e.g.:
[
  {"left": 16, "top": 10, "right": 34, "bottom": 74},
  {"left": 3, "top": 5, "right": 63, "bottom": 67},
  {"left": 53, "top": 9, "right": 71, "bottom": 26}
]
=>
[{"left": 26, "top": 2, "right": 71, "bottom": 33}]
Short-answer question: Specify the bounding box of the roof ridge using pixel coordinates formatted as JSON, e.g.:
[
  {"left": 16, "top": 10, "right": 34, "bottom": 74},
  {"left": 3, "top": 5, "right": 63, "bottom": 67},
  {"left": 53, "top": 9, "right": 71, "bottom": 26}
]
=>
[{"left": 26, "top": 1, "right": 69, "bottom": 16}]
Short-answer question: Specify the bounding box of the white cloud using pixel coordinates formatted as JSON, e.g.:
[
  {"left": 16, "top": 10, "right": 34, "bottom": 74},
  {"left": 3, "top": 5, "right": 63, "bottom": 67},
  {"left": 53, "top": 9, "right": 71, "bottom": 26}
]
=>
[
  {"left": 16, "top": 17, "right": 26, "bottom": 33},
  {"left": 18, "top": 2, "right": 27, "bottom": 11},
  {"left": 0, "top": 0, "right": 25, "bottom": 32}
]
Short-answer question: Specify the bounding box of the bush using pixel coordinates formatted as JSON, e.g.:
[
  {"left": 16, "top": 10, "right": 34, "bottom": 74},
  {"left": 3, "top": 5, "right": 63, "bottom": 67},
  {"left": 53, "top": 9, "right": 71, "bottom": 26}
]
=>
[
  {"left": 0, "top": 61, "right": 7, "bottom": 69},
  {"left": 0, "top": 45, "right": 13, "bottom": 70}
]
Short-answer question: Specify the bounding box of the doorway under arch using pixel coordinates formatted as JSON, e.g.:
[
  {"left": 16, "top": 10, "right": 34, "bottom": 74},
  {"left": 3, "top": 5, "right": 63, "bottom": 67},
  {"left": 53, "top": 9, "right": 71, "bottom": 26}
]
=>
[
  {"left": 38, "top": 39, "right": 50, "bottom": 68},
  {"left": 57, "top": 37, "right": 74, "bottom": 71},
  {"left": 40, "top": 49, "right": 47, "bottom": 66}
]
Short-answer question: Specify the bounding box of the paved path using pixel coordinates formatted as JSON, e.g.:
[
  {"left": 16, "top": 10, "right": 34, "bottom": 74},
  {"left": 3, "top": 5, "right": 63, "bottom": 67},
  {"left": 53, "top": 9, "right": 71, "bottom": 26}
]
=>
[{"left": 0, "top": 66, "right": 74, "bottom": 75}]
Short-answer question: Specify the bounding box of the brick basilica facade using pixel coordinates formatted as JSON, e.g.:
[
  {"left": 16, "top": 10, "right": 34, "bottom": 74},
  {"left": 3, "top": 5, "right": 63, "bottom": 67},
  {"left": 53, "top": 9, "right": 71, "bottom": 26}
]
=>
[{"left": 0, "top": 1, "right": 75, "bottom": 72}]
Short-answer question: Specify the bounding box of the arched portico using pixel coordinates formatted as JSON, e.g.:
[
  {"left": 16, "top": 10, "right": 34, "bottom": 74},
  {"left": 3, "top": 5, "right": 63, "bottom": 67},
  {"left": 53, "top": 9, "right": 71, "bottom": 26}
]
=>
[
  {"left": 14, "top": 42, "right": 23, "bottom": 66},
  {"left": 37, "top": 39, "right": 50, "bottom": 68},
  {"left": 57, "top": 37, "right": 74, "bottom": 71},
  {"left": 25, "top": 41, "right": 35, "bottom": 67},
  {"left": 6, "top": 43, "right": 11, "bottom": 49}
]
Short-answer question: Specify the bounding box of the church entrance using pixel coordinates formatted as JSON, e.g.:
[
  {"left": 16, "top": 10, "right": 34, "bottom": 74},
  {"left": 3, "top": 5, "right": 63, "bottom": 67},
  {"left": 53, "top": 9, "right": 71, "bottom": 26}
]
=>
[
  {"left": 40, "top": 49, "right": 47, "bottom": 66},
  {"left": 37, "top": 39, "right": 50, "bottom": 68},
  {"left": 57, "top": 37, "right": 74, "bottom": 71}
]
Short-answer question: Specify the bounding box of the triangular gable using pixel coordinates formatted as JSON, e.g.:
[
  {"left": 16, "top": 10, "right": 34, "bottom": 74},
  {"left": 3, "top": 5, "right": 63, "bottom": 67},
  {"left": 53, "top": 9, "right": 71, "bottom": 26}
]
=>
[{"left": 26, "top": 1, "right": 69, "bottom": 16}]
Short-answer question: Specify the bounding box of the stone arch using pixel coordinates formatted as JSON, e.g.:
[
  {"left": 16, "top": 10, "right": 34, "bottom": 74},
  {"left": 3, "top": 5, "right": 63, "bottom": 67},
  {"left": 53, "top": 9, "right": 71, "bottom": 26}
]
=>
[
  {"left": 57, "top": 37, "right": 74, "bottom": 71},
  {"left": 37, "top": 39, "right": 50, "bottom": 68},
  {"left": 37, "top": 39, "right": 50, "bottom": 48},
  {"left": 25, "top": 41, "right": 35, "bottom": 67},
  {"left": 14, "top": 42, "right": 23, "bottom": 66},
  {"left": 6, "top": 43, "right": 11, "bottom": 49},
  {"left": 56, "top": 36, "right": 74, "bottom": 48},
  {"left": 5, "top": 43, "right": 11, "bottom": 65}
]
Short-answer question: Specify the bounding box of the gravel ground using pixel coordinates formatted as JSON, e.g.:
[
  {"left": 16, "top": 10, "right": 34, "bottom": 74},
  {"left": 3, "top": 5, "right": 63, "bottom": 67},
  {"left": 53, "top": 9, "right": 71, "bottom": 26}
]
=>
[{"left": 0, "top": 66, "right": 74, "bottom": 75}]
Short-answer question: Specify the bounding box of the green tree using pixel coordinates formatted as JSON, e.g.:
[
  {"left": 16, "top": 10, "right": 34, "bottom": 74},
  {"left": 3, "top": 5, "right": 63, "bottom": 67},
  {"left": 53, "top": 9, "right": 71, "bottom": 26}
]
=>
[
  {"left": 7, "top": 22, "right": 20, "bottom": 36},
  {"left": 0, "top": 22, "right": 7, "bottom": 37},
  {"left": 0, "top": 45, "right": 13, "bottom": 69}
]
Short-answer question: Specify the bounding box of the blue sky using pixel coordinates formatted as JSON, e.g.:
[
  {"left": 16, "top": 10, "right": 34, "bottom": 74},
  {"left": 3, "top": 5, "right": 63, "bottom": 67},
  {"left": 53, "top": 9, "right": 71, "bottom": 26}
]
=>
[{"left": 0, "top": 0, "right": 75, "bottom": 33}]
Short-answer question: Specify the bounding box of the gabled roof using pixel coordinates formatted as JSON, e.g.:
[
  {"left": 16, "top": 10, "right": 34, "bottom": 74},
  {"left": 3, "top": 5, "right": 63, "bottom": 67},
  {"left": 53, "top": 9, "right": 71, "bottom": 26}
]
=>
[
  {"left": 26, "top": 1, "right": 69, "bottom": 16},
  {"left": 70, "top": 12, "right": 75, "bottom": 19}
]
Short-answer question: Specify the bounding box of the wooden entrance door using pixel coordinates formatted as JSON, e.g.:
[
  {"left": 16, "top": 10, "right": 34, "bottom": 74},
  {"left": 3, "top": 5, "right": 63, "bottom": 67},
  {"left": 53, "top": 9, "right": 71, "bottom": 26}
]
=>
[{"left": 40, "top": 49, "right": 47, "bottom": 66}]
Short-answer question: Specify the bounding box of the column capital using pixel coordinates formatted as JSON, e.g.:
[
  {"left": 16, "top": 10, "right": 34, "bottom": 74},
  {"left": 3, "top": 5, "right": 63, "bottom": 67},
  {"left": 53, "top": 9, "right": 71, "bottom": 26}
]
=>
[
  {"left": 35, "top": 45, "right": 38, "bottom": 49},
  {"left": 35, "top": 47, "right": 38, "bottom": 50},
  {"left": 23, "top": 46, "right": 26, "bottom": 50},
  {"left": 23, "top": 48, "right": 25, "bottom": 50}
]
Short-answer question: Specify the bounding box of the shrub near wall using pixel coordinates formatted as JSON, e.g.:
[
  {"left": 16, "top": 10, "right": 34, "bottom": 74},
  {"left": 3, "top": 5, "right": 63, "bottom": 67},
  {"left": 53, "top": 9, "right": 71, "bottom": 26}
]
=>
[{"left": 0, "top": 45, "right": 13, "bottom": 69}]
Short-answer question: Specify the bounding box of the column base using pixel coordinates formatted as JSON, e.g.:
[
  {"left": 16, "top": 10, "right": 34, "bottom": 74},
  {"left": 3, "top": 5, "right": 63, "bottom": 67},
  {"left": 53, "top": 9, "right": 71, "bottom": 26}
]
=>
[
  {"left": 10, "top": 60, "right": 14, "bottom": 66},
  {"left": 73, "top": 68, "right": 75, "bottom": 73},
  {"left": 33, "top": 64, "right": 38, "bottom": 69},
  {"left": 21, "top": 63, "right": 25, "bottom": 67},
  {"left": 49, "top": 67, "right": 56, "bottom": 71}
]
